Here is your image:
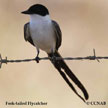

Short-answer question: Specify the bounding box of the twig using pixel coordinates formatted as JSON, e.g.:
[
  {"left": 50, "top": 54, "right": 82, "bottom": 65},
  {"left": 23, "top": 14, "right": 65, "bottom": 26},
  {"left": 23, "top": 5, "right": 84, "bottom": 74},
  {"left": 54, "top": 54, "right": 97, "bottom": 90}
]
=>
[{"left": 0, "top": 49, "right": 108, "bottom": 68}]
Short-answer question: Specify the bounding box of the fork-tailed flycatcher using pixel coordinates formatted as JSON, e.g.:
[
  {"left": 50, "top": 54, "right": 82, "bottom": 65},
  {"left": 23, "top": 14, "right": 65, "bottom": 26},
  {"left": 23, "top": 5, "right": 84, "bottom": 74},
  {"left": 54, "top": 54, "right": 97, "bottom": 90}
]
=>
[{"left": 21, "top": 4, "right": 89, "bottom": 102}]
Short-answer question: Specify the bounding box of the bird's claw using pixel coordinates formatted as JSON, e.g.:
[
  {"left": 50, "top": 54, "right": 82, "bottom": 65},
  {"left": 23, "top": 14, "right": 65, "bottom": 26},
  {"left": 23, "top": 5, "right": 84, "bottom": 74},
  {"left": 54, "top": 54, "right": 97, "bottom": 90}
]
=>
[
  {"left": 52, "top": 56, "right": 56, "bottom": 63},
  {"left": 35, "top": 56, "right": 40, "bottom": 63}
]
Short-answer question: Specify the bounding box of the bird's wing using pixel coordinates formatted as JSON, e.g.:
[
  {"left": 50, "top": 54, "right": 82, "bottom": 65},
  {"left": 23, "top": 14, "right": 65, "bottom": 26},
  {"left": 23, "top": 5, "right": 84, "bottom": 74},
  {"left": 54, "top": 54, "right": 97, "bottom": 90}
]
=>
[
  {"left": 24, "top": 22, "right": 35, "bottom": 46},
  {"left": 52, "top": 20, "right": 62, "bottom": 50}
]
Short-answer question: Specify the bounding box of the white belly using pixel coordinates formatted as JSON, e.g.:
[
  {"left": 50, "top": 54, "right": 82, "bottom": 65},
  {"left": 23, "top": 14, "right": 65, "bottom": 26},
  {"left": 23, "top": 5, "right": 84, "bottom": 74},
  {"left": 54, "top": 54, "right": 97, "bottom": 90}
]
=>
[{"left": 30, "top": 19, "right": 56, "bottom": 53}]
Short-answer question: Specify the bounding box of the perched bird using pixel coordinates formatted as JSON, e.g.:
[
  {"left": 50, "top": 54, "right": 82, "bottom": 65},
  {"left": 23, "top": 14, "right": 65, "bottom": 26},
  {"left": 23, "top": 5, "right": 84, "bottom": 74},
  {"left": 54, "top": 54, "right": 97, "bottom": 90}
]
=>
[{"left": 21, "top": 4, "right": 89, "bottom": 102}]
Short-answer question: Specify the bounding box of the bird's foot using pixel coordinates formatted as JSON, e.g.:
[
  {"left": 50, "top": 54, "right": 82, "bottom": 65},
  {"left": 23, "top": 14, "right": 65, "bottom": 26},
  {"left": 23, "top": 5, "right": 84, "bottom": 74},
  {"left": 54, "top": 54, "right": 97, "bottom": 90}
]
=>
[
  {"left": 35, "top": 56, "right": 40, "bottom": 63},
  {"left": 52, "top": 56, "right": 56, "bottom": 63}
]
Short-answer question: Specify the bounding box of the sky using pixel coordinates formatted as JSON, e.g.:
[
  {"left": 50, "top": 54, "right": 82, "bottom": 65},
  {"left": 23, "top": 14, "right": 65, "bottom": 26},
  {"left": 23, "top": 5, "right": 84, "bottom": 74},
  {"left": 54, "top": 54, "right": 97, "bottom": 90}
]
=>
[{"left": 0, "top": 0, "right": 108, "bottom": 108}]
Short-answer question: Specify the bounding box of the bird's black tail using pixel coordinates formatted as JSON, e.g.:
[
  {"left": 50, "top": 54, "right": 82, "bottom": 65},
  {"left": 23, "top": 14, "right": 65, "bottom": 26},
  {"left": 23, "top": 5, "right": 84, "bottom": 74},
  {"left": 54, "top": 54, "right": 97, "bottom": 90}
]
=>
[{"left": 48, "top": 50, "right": 89, "bottom": 102}]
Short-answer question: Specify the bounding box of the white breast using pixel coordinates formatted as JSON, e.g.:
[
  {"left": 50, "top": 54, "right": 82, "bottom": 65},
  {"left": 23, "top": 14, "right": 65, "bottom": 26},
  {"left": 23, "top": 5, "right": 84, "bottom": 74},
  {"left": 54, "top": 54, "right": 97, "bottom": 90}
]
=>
[{"left": 30, "top": 15, "right": 56, "bottom": 53}]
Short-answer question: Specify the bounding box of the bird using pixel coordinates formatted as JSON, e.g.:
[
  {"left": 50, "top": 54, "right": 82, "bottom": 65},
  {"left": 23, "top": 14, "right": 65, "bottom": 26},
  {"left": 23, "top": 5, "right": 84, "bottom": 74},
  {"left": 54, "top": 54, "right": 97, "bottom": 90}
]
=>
[{"left": 21, "top": 4, "right": 89, "bottom": 102}]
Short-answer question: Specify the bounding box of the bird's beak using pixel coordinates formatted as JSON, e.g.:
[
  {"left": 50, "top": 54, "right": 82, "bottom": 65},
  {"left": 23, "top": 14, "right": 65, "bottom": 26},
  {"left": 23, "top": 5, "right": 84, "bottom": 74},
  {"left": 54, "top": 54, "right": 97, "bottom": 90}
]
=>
[{"left": 21, "top": 10, "right": 32, "bottom": 14}]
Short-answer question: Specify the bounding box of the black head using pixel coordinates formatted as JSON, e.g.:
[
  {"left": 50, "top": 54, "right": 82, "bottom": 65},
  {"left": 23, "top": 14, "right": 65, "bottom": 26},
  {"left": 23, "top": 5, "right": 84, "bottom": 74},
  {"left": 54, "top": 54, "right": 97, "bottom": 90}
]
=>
[{"left": 21, "top": 4, "right": 49, "bottom": 16}]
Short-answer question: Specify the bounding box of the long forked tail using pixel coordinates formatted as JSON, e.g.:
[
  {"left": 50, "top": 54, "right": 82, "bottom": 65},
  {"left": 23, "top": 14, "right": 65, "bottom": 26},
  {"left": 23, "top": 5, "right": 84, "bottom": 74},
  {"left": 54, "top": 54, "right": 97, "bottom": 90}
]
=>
[{"left": 48, "top": 51, "right": 89, "bottom": 102}]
